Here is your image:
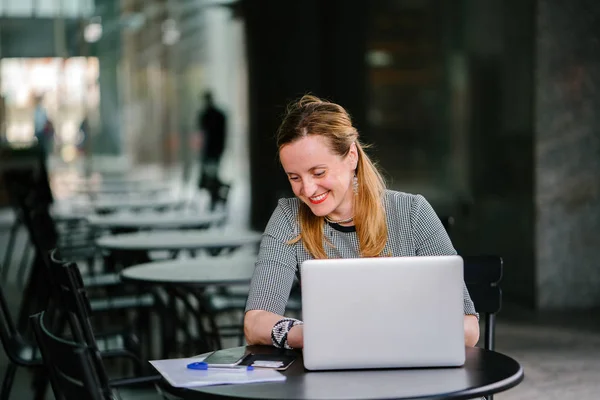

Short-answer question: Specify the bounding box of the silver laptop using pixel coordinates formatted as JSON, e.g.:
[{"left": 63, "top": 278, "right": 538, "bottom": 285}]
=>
[{"left": 300, "top": 255, "right": 465, "bottom": 371}]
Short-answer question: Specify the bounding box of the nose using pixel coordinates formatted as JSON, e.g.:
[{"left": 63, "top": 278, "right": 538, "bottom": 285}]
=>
[{"left": 301, "top": 178, "right": 317, "bottom": 197}]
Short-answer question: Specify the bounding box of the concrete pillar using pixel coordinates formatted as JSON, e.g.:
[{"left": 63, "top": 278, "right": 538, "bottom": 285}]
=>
[
  {"left": 92, "top": 0, "right": 121, "bottom": 155},
  {"left": 535, "top": 0, "right": 600, "bottom": 309}
]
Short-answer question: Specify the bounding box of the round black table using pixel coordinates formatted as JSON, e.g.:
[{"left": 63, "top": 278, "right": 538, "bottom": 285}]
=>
[
  {"left": 87, "top": 211, "right": 227, "bottom": 230},
  {"left": 89, "top": 196, "right": 184, "bottom": 214},
  {"left": 163, "top": 345, "right": 523, "bottom": 400},
  {"left": 120, "top": 257, "right": 256, "bottom": 287},
  {"left": 96, "top": 229, "right": 262, "bottom": 266},
  {"left": 120, "top": 257, "right": 257, "bottom": 356},
  {"left": 0, "top": 209, "right": 15, "bottom": 230},
  {"left": 71, "top": 181, "right": 171, "bottom": 195},
  {"left": 96, "top": 229, "right": 263, "bottom": 252}
]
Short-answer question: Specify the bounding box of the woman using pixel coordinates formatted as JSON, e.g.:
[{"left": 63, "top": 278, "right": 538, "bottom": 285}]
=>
[{"left": 244, "top": 95, "right": 479, "bottom": 350}]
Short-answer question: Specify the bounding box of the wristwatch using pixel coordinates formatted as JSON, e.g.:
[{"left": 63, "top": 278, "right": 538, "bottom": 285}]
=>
[{"left": 271, "top": 318, "right": 303, "bottom": 349}]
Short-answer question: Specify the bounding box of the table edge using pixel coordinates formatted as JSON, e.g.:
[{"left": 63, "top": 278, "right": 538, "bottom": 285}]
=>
[
  {"left": 162, "top": 347, "right": 525, "bottom": 400},
  {"left": 119, "top": 273, "right": 252, "bottom": 288},
  {"left": 89, "top": 219, "right": 222, "bottom": 228},
  {"left": 95, "top": 236, "right": 261, "bottom": 251}
]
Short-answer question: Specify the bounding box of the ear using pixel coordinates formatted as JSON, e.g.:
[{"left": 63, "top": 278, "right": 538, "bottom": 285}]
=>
[{"left": 348, "top": 142, "right": 359, "bottom": 170}]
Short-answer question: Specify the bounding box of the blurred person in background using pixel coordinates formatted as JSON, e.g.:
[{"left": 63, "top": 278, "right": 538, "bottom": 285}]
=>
[
  {"left": 33, "top": 94, "right": 54, "bottom": 160},
  {"left": 197, "top": 91, "right": 228, "bottom": 209},
  {"left": 0, "top": 95, "right": 5, "bottom": 142},
  {"left": 77, "top": 115, "right": 90, "bottom": 156}
]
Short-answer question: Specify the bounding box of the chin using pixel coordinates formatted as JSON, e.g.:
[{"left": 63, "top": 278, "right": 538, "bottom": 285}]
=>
[{"left": 306, "top": 203, "right": 332, "bottom": 217}]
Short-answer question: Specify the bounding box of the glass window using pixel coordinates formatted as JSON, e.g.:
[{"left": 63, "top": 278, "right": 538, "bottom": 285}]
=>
[
  {"left": 1, "top": 0, "right": 94, "bottom": 17},
  {"left": 61, "top": 0, "right": 80, "bottom": 17},
  {"left": 4, "top": 0, "right": 34, "bottom": 16},
  {"left": 35, "top": 0, "right": 56, "bottom": 17}
]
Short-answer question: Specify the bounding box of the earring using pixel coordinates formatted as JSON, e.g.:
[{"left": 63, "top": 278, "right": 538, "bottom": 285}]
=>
[{"left": 353, "top": 174, "right": 358, "bottom": 195}]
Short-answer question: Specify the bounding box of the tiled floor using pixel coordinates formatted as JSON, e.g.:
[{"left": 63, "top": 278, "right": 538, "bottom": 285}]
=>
[{"left": 492, "top": 305, "right": 600, "bottom": 399}]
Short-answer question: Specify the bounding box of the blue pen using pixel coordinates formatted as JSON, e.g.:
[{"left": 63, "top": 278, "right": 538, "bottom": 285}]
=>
[{"left": 187, "top": 362, "right": 254, "bottom": 371}]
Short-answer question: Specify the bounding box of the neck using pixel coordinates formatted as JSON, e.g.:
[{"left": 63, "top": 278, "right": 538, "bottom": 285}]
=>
[
  {"left": 326, "top": 195, "right": 355, "bottom": 225},
  {"left": 325, "top": 215, "right": 354, "bottom": 224}
]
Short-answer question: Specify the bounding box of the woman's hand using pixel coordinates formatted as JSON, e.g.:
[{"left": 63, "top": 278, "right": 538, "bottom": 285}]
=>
[
  {"left": 246, "top": 310, "right": 305, "bottom": 347},
  {"left": 286, "top": 324, "right": 304, "bottom": 349},
  {"left": 464, "top": 315, "right": 480, "bottom": 347},
  {"left": 244, "top": 310, "right": 305, "bottom": 349}
]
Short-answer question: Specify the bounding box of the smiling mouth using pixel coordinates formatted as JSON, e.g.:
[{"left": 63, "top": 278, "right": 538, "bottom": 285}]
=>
[{"left": 308, "top": 191, "right": 329, "bottom": 204}]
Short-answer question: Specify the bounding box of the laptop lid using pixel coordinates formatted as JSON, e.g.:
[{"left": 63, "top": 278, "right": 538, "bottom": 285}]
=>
[{"left": 300, "top": 255, "right": 465, "bottom": 371}]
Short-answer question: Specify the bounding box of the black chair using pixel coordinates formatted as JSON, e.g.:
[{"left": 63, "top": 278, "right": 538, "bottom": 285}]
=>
[
  {"left": 10, "top": 177, "right": 158, "bottom": 338},
  {"left": 1, "top": 149, "right": 54, "bottom": 286},
  {"left": 0, "top": 273, "right": 46, "bottom": 400},
  {"left": 439, "top": 215, "right": 455, "bottom": 233},
  {"left": 198, "top": 170, "right": 231, "bottom": 211},
  {"left": 0, "top": 210, "right": 21, "bottom": 284},
  {"left": 34, "top": 255, "right": 163, "bottom": 398},
  {"left": 49, "top": 249, "right": 163, "bottom": 381},
  {"left": 30, "top": 311, "right": 108, "bottom": 400},
  {"left": 0, "top": 251, "right": 159, "bottom": 400},
  {"left": 2, "top": 165, "right": 99, "bottom": 277},
  {"left": 463, "top": 255, "right": 502, "bottom": 351},
  {"left": 0, "top": 174, "right": 160, "bottom": 393},
  {"left": 463, "top": 255, "right": 502, "bottom": 400}
]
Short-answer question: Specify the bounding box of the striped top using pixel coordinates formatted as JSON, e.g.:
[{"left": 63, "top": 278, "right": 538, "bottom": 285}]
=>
[{"left": 245, "top": 190, "right": 478, "bottom": 317}]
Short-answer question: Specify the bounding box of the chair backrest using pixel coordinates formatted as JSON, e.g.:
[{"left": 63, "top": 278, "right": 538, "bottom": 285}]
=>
[
  {"left": 463, "top": 255, "right": 503, "bottom": 351},
  {"left": 48, "top": 249, "right": 113, "bottom": 389},
  {"left": 21, "top": 202, "right": 59, "bottom": 256},
  {"left": 8, "top": 201, "right": 58, "bottom": 334},
  {"left": 7, "top": 167, "right": 90, "bottom": 262},
  {"left": 0, "top": 273, "right": 31, "bottom": 365},
  {"left": 30, "top": 311, "right": 106, "bottom": 400},
  {"left": 15, "top": 192, "right": 67, "bottom": 316},
  {"left": 49, "top": 250, "right": 94, "bottom": 341},
  {"left": 1, "top": 153, "right": 53, "bottom": 211},
  {"left": 439, "top": 215, "right": 455, "bottom": 233},
  {"left": 15, "top": 193, "right": 91, "bottom": 333},
  {"left": 4, "top": 167, "right": 58, "bottom": 273}
]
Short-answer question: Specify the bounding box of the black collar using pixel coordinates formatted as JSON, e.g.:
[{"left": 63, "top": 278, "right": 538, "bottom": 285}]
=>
[{"left": 327, "top": 222, "right": 356, "bottom": 233}]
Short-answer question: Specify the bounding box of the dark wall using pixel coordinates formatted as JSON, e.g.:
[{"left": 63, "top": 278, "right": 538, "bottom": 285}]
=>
[
  {"left": 457, "top": 0, "right": 600, "bottom": 310},
  {"left": 242, "top": 0, "right": 367, "bottom": 230},
  {"left": 452, "top": 0, "right": 537, "bottom": 308},
  {"left": 242, "top": 0, "right": 600, "bottom": 311}
]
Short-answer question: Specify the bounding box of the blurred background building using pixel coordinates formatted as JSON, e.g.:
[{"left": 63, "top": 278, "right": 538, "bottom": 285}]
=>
[{"left": 0, "top": 0, "right": 599, "bottom": 312}]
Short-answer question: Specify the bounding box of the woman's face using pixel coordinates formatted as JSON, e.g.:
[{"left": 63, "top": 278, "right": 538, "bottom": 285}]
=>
[{"left": 279, "top": 135, "right": 357, "bottom": 221}]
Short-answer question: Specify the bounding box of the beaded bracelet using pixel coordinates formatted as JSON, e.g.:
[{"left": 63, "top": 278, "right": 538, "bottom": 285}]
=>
[{"left": 271, "top": 318, "right": 303, "bottom": 349}]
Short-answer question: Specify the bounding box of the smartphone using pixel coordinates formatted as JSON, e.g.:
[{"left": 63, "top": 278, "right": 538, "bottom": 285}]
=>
[
  {"left": 201, "top": 348, "right": 250, "bottom": 367},
  {"left": 240, "top": 353, "right": 297, "bottom": 371}
]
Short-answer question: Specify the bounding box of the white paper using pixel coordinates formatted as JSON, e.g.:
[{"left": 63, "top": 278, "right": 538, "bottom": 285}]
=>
[{"left": 149, "top": 357, "right": 287, "bottom": 388}]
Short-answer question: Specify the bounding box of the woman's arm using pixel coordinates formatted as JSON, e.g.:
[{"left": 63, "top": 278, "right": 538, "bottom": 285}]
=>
[
  {"left": 244, "top": 200, "right": 300, "bottom": 347},
  {"left": 244, "top": 310, "right": 283, "bottom": 345},
  {"left": 244, "top": 310, "right": 304, "bottom": 347},
  {"left": 464, "top": 315, "right": 479, "bottom": 347}
]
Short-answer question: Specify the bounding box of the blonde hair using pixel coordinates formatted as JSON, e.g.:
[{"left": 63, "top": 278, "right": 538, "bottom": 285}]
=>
[{"left": 277, "top": 94, "right": 388, "bottom": 258}]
